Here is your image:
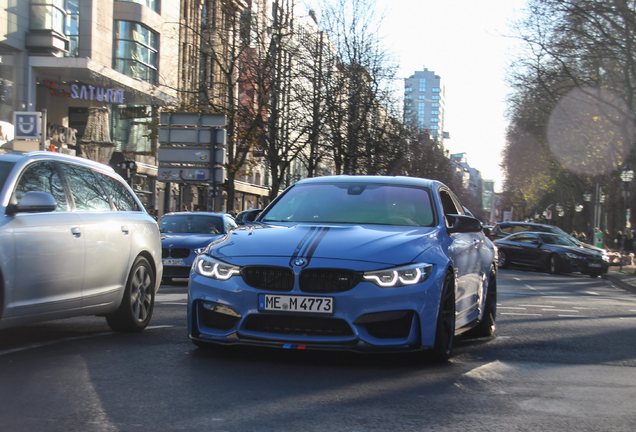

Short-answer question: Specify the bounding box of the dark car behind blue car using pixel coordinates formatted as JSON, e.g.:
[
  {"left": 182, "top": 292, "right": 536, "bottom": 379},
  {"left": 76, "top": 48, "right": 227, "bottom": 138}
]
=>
[
  {"left": 187, "top": 176, "right": 497, "bottom": 362},
  {"left": 160, "top": 212, "right": 237, "bottom": 282},
  {"left": 495, "top": 231, "right": 609, "bottom": 277}
]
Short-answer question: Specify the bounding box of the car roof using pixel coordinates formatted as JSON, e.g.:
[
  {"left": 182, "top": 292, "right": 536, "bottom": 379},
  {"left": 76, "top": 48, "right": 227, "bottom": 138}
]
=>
[
  {"left": 294, "top": 175, "right": 440, "bottom": 188},
  {"left": 0, "top": 150, "right": 116, "bottom": 172}
]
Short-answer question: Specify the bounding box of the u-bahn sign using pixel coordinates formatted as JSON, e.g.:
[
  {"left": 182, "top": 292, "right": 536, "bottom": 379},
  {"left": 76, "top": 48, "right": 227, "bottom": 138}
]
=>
[{"left": 14, "top": 112, "right": 41, "bottom": 139}]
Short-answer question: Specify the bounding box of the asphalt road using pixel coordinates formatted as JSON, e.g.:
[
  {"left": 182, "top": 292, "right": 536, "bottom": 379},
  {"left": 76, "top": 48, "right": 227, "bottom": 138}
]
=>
[{"left": 1, "top": 270, "right": 636, "bottom": 431}]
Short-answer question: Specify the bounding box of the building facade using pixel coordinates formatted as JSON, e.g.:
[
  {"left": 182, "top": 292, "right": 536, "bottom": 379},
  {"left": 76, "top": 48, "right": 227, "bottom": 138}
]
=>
[
  {"left": 404, "top": 68, "right": 445, "bottom": 141},
  {"left": 0, "top": 0, "right": 180, "bottom": 210}
]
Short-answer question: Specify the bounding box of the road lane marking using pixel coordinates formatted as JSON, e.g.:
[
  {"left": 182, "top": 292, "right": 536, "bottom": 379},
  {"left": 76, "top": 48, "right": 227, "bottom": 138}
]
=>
[
  {"left": 519, "top": 304, "right": 554, "bottom": 308},
  {"left": 500, "top": 312, "right": 542, "bottom": 316},
  {"left": 585, "top": 291, "right": 600, "bottom": 295},
  {"left": 558, "top": 315, "right": 599, "bottom": 318},
  {"left": 498, "top": 307, "right": 527, "bottom": 310},
  {"left": 156, "top": 293, "right": 188, "bottom": 302},
  {"left": 524, "top": 284, "right": 536, "bottom": 290},
  {"left": 546, "top": 309, "right": 579, "bottom": 313}
]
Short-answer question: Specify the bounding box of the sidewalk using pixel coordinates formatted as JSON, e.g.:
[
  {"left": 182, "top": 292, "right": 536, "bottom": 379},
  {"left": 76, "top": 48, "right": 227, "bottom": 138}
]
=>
[{"left": 604, "top": 265, "right": 636, "bottom": 294}]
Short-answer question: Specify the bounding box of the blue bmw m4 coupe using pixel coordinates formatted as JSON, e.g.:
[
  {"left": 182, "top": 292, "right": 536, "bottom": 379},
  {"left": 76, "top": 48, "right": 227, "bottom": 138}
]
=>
[{"left": 187, "top": 176, "right": 497, "bottom": 361}]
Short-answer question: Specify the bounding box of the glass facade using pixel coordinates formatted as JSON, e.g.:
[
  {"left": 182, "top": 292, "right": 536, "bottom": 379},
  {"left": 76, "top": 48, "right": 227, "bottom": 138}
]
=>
[
  {"left": 65, "top": 0, "right": 79, "bottom": 57},
  {"left": 0, "top": 50, "right": 14, "bottom": 123},
  {"left": 113, "top": 21, "right": 159, "bottom": 84},
  {"left": 30, "top": 0, "right": 66, "bottom": 34}
]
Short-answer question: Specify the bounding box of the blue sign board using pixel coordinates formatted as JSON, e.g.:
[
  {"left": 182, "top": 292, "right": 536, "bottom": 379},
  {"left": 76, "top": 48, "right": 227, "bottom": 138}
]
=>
[{"left": 14, "top": 112, "right": 41, "bottom": 139}]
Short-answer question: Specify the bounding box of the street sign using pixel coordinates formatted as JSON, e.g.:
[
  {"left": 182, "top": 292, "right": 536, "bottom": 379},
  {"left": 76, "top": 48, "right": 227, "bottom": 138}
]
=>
[
  {"left": 158, "top": 147, "right": 211, "bottom": 163},
  {"left": 13, "top": 112, "right": 41, "bottom": 140},
  {"left": 159, "top": 112, "right": 226, "bottom": 127},
  {"left": 158, "top": 167, "right": 210, "bottom": 182}
]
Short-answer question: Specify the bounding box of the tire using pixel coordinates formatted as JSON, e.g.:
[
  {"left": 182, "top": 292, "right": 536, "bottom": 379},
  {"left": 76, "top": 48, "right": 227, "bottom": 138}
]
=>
[
  {"left": 106, "top": 256, "right": 156, "bottom": 332},
  {"left": 192, "top": 339, "right": 214, "bottom": 349},
  {"left": 429, "top": 272, "right": 456, "bottom": 362},
  {"left": 467, "top": 270, "right": 497, "bottom": 338},
  {"left": 497, "top": 250, "right": 509, "bottom": 269},
  {"left": 548, "top": 254, "right": 561, "bottom": 275}
]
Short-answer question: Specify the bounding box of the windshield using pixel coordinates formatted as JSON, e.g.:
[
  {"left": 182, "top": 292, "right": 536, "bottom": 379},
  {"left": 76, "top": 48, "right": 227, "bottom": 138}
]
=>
[
  {"left": 262, "top": 183, "right": 435, "bottom": 227},
  {"left": 160, "top": 214, "right": 223, "bottom": 234},
  {"left": 0, "top": 161, "right": 15, "bottom": 193}
]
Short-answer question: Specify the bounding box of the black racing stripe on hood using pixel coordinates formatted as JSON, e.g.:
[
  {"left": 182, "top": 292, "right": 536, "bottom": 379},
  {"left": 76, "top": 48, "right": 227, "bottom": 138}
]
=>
[
  {"left": 304, "top": 227, "right": 330, "bottom": 261},
  {"left": 290, "top": 226, "right": 317, "bottom": 263}
]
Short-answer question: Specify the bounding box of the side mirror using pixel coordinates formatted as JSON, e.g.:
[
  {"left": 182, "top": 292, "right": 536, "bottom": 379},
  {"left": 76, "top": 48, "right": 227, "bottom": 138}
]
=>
[
  {"left": 6, "top": 191, "right": 57, "bottom": 216},
  {"left": 447, "top": 214, "right": 483, "bottom": 234},
  {"left": 483, "top": 227, "right": 491, "bottom": 237}
]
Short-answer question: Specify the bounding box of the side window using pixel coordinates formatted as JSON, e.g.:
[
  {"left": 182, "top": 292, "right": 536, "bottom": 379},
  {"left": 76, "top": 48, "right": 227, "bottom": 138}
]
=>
[
  {"left": 97, "top": 173, "right": 141, "bottom": 211},
  {"left": 59, "top": 163, "right": 112, "bottom": 212},
  {"left": 13, "top": 161, "right": 68, "bottom": 212},
  {"left": 439, "top": 189, "right": 460, "bottom": 227}
]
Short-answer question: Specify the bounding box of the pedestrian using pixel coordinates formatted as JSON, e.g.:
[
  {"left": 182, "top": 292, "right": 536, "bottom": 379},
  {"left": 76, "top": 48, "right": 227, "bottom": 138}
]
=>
[
  {"left": 604, "top": 229, "right": 611, "bottom": 249},
  {"left": 616, "top": 230, "right": 624, "bottom": 251},
  {"left": 625, "top": 229, "right": 634, "bottom": 253}
]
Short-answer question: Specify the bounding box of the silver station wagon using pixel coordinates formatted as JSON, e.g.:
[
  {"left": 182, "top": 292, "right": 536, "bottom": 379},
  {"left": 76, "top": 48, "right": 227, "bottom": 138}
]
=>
[{"left": 0, "top": 151, "right": 163, "bottom": 331}]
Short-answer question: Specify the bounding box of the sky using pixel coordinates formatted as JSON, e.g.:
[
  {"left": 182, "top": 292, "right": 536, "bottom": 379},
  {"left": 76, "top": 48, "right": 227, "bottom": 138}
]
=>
[{"left": 375, "top": 0, "right": 528, "bottom": 192}]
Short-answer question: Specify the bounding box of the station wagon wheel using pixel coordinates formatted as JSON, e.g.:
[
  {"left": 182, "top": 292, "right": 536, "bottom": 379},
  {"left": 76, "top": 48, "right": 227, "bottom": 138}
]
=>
[
  {"left": 497, "top": 250, "right": 509, "bottom": 268},
  {"left": 548, "top": 254, "right": 561, "bottom": 275},
  {"left": 430, "top": 272, "right": 456, "bottom": 362},
  {"left": 106, "top": 256, "right": 155, "bottom": 332}
]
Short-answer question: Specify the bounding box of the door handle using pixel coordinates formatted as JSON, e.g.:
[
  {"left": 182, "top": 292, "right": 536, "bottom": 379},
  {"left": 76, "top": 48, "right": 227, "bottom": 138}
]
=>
[
  {"left": 121, "top": 225, "right": 130, "bottom": 234},
  {"left": 71, "top": 227, "right": 81, "bottom": 238}
]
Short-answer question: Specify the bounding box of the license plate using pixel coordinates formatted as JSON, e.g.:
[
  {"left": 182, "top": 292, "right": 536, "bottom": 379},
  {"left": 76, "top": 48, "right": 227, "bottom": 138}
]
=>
[
  {"left": 258, "top": 294, "right": 334, "bottom": 314},
  {"left": 162, "top": 259, "right": 185, "bottom": 266},
  {"left": 589, "top": 263, "right": 602, "bottom": 268}
]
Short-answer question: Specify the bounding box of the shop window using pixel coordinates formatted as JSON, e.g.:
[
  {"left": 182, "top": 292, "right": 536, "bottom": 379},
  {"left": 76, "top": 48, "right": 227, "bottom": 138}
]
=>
[{"left": 113, "top": 21, "right": 159, "bottom": 84}]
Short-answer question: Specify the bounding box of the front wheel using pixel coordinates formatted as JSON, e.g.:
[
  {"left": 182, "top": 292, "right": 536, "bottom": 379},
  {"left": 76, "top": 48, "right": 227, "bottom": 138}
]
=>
[
  {"left": 106, "top": 256, "right": 156, "bottom": 332},
  {"left": 429, "top": 272, "right": 456, "bottom": 362},
  {"left": 548, "top": 254, "right": 561, "bottom": 275},
  {"left": 497, "top": 250, "right": 509, "bottom": 269}
]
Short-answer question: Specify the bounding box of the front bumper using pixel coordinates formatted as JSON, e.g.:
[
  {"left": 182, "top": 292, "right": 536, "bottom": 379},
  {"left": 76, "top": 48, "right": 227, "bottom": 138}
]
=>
[{"left": 187, "top": 268, "right": 444, "bottom": 353}]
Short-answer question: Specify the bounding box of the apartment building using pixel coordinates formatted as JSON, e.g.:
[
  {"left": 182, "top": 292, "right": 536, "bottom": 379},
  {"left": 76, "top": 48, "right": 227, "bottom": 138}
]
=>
[{"left": 404, "top": 68, "right": 445, "bottom": 141}]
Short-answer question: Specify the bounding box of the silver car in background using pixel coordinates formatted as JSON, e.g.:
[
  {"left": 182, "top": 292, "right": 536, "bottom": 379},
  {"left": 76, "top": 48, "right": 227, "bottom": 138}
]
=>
[{"left": 0, "top": 151, "right": 163, "bottom": 331}]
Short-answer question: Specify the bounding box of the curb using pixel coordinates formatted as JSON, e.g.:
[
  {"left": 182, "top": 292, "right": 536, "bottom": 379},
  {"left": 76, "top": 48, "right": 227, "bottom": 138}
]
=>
[{"left": 603, "top": 273, "right": 636, "bottom": 295}]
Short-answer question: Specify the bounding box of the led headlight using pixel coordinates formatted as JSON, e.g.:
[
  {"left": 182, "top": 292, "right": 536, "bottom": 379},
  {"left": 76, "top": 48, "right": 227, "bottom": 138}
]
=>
[
  {"left": 363, "top": 263, "right": 433, "bottom": 288},
  {"left": 194, "top": 255, "right": 241, "bottom": 280}
]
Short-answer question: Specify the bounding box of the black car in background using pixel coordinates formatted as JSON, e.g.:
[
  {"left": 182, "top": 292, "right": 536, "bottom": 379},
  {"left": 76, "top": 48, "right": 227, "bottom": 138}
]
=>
[
  {"left": 489, "top": 221, "right": 607, "bottom": 256},
  {"left": 495, "top": 232, "right": 609, "bottom": 277}
]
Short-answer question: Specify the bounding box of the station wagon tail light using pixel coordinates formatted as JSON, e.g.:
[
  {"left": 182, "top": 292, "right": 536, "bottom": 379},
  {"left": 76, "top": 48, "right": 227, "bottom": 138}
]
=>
[
  {"left": 194, "top": 255, "right": 241, "bottom": 280},
  {"left": 363, "top": 263, "right": 433, "bottom": 288}
]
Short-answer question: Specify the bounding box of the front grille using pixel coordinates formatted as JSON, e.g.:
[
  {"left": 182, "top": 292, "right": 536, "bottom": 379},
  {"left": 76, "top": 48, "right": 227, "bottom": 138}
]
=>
[
  {"left": 300, "top": 269, "right": 360, "bottom": 293},
  {"left": 243, "top": 314, "right": 354, "bottom": 336},
  {"left": 200, "top": 306, "right": 240, "bottom": 330},
  {"left": 242, "top": 266, "right": 294, "bottom": 291},
  {"left": 171, "top": 248, "right": 190, "bottom": 259},
  {"left": 162, "top": 248, "right": 190, "bottom": 259},
  {"left": 363, "top": 312, "right": 414, "bottom": 339}
]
